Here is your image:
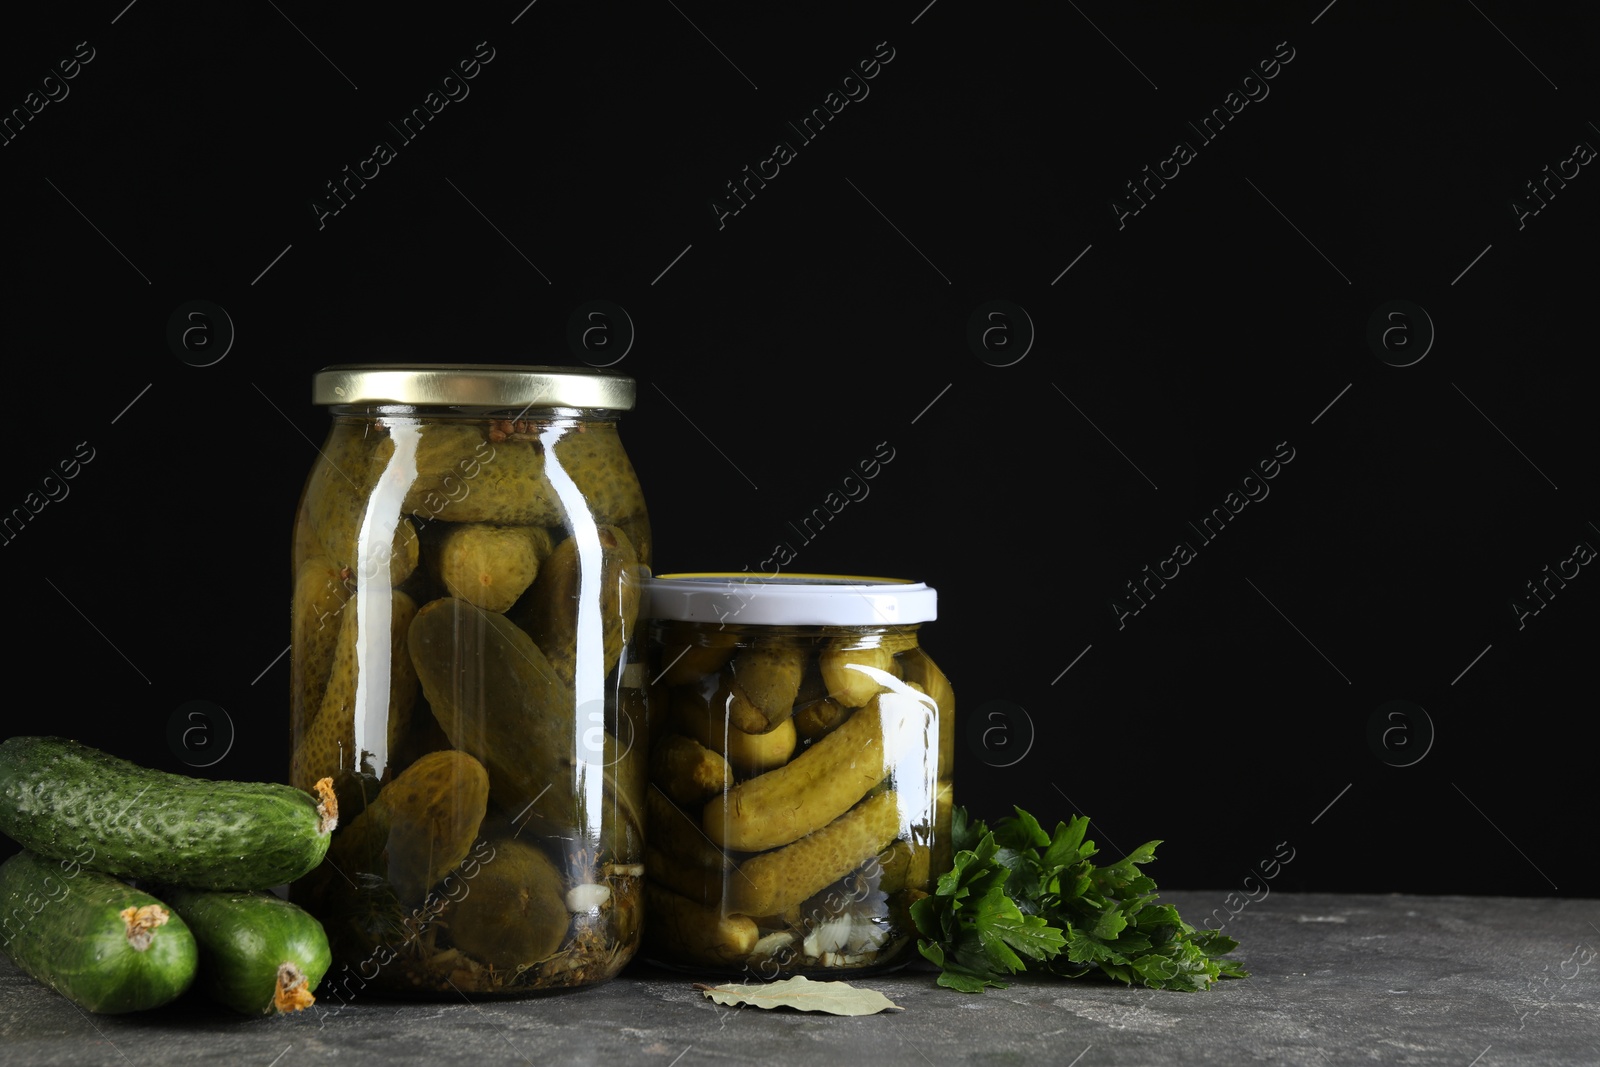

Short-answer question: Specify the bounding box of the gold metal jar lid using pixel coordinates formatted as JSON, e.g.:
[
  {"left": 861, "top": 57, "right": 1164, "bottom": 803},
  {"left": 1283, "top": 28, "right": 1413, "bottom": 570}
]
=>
[{"left": 312, "top": 364, "right": 635, "bottom": 410}]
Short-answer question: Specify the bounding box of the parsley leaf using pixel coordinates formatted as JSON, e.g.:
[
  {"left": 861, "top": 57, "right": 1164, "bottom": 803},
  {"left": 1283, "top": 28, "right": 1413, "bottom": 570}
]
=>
[{"left": 913, "top": 806, "right": 1248, "bottom": 992}]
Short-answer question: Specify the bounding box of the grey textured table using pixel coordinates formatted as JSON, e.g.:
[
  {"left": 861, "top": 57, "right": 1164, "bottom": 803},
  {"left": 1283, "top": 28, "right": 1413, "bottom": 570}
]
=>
[{"left": 4, "top": 892, "right": 1598, "bottom": 1066}]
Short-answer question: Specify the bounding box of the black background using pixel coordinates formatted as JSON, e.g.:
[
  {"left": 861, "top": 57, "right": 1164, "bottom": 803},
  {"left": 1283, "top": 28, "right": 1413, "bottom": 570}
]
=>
[{"left": 2, "top": 2, "right": 1595, "bottom": 904}]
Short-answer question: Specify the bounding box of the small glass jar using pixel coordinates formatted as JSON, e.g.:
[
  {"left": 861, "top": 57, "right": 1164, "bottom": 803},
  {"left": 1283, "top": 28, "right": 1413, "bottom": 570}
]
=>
[
  {"left": 288, "top": 365, "right": 650, "bottom": 997},
  {"left": 641, "top": 574, "right": 954, "bottom": 979}
]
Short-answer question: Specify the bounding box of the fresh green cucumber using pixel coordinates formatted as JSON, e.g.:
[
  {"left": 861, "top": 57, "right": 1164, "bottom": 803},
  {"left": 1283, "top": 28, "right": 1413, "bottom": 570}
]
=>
[
  {"left": 0, "top": 850, "right": 197, "bottom": 1013},
  {"left": 158, "top": 887, "right": 331, "bottom": 1014},
  {"left": 0, "top": 736, "right": 338, "bottom": 891}
]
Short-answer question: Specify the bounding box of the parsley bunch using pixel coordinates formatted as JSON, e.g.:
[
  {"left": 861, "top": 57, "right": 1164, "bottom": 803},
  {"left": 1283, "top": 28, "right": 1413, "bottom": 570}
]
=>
[{"left": 911, "top": 806, "right": 1248, "bottom": 992}]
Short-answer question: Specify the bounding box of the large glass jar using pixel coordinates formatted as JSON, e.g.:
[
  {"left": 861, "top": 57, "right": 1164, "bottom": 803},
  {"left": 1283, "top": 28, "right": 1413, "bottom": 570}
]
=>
[
  {"left": 641, "top": 575, "right": 953, "bottom": 979},
  {"left": 288, "top": 365, "right": 650, "bottom": 998}
]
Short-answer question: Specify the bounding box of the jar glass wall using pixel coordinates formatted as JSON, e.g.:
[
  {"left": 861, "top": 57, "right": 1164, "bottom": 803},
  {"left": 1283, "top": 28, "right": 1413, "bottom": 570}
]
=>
[
  {"left": 288, "top": 365, "right": 650, "bottom": 997},
  {"left": 642, "top": 575, "right": 953, "bottom": 979}
]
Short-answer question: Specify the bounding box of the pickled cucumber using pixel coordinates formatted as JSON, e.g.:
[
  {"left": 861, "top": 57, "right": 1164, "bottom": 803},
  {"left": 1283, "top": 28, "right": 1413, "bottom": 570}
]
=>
[
  {"left": 874, "top": 838, "right": 931, "bottom": 896},
  {"left": 793, "top": 698, "right": 848, "bottom": 744},
  {"left": 645, "top": 886, "right": 757, "bottom": 966},
  {"left": 407, "top": 597, "right": 642, "bottom": 853},
  {"left": 405, "top": 421, "right": 646, "bottom": 528},
  {"left": 511, "top": 525, "right": 642, "bottom": 689},
  {"left": 726, "top": 791, "right": 903, "bottom": 917},
  {"left": 723, "top": 646, "right": 807, "bottom": 734},
  {"left": 819, "top": 643, "right": 896, "bottom": 708},
  {"left": 404, "top": 423, "right": 562, "bottom": 526},
  {"left": 550, "top": 422, "right": 649, "bottom": 528},
  {"left": 650, "top": 734, "right": 731, "bottom": 808},
  {"left": 330, "top": 750, "right": 489, "bottom": 906},
  {"left": 447, "top": 838, "right": 569, "bottom": 969},
  {"left": 615, "top": 513, "right": 653, "bottom": 570},
  {"left": 292, "top": 494, "right": 323, "bottom": 567},
  {"left": 301, "top": 426, "right": 419, "bottom": 585},
  {"left": 672, "top": 687, "right": 796, "bottom": 779},
  {"left": 880, "top": 630, "right": 920, "bottom": 655},
  {"left": 292, "top": 556, "right": 353, "bottom": 730},
  {"left": 408, "top": 595, "right": 567, "bottom": 811},
  {"left": 659, "top": 641, "right": 736, "bottom": 687},
  {"left": 290, "top": 589, "right": 419, "bottom": 799},
  {"left": 299, "top": 423, "right": 373, "bottom": 557},
  {"left": 900, "top": 650, "right": 955, "bottom": 778},
  {"left": 703, "top": 688, "right": 934, "bottom": 852},
  {"left": 431, "top": 523, "right": 553, "bottom": 612}
]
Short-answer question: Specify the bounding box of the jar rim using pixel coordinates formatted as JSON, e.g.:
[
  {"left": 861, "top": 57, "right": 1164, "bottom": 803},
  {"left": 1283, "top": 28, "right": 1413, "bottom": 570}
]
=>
[
  {"left": 645, "top": 573, "right": 937, "bottom": 626},
  {"left": 313, "top": 364, "right": 635, "bottom": 410}
]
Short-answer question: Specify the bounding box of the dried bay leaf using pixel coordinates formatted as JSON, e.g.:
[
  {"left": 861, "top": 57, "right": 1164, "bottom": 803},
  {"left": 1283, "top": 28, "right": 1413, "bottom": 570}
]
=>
[{"left": 695, "top": 975, "right": 903, "bottom": 1016}]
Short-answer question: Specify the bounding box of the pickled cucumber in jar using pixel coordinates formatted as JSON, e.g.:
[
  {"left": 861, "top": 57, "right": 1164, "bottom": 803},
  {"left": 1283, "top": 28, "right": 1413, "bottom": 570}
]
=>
[
  {"left": 640, "top": 575, "right": 950, "bottom": 978},
  {"left": 290, "top": 367, "right": 649, "bottom": 997}
]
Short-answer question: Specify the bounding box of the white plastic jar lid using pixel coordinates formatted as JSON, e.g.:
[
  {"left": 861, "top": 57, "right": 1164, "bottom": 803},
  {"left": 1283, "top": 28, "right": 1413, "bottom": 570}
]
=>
[{"left": 644, "top": 573, "right": 937, "bottom": 627}]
